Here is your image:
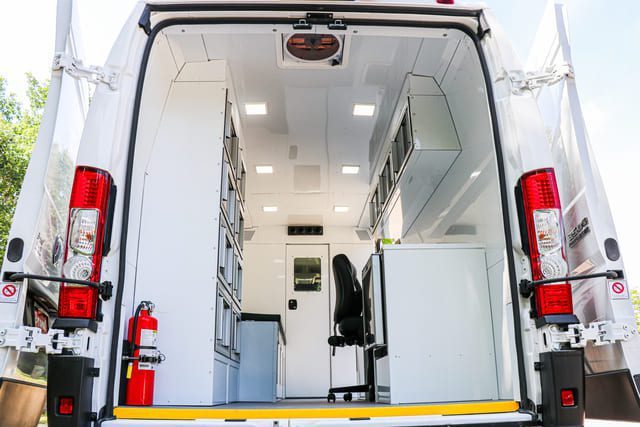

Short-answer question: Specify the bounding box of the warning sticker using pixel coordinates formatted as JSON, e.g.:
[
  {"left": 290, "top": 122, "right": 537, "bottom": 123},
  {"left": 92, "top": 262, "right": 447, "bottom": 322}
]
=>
[
  {"left": 0, "top": 283, "right": 20, "bottom": 303},
  {"left": 140, "top": 329, "right": 158, "bottom": 347},
  {"left": 608, "top": 279, "right": 629, "bottom": 300}
]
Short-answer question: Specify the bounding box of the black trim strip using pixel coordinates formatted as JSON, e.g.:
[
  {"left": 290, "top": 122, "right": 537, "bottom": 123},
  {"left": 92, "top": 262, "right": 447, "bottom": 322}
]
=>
[
  {"left": 102, "top": 6, "right": 531, "bottom": 423},
  {"left": 473, "top": 28, "right": 533, "bottom": 415}
]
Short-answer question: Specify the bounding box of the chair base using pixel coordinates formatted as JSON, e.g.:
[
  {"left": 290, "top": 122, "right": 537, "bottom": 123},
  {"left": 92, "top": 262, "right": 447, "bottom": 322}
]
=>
[
  {"left": 329, "top": 384, "right": 370, "bottom": 393},
  {"left": 327, "top": 384, "right": 372, "bottom": 403}
]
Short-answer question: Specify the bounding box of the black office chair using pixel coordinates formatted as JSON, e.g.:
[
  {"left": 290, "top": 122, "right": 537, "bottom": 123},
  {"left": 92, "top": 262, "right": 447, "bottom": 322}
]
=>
[{"left": 327, "top": 254, "right": 372, "bottom": 403}]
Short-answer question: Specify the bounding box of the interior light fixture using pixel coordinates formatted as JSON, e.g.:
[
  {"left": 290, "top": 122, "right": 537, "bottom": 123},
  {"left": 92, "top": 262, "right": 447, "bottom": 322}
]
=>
[
  {"left": 352, "top": 103, "right": 376, "bottom": 117},
  {"left": 262, "top": 206, "right": 278, "bottom": 212},
  {"left": 334, "top": 206, "right": 349, "bottom": 213},
  {"left": 256, "top": 165, "right": 274, "bottom": 174},
  {"left": 341, "top": 165, "right": 360, "bottom": 175},
  {"left": 245, "top": 102, "right": 268, "bottom": 115}
]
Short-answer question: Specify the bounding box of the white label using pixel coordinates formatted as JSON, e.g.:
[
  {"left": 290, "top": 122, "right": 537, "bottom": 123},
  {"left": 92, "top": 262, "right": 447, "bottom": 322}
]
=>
[
  {"left": 0, "top": 283, "right": 20, "bottom": 303},
  {"left": 139, "top": 329, "right": 158, "bottom": 347},
  {"left": 608, "top": 279, "right": 629, "bottom": 300}
]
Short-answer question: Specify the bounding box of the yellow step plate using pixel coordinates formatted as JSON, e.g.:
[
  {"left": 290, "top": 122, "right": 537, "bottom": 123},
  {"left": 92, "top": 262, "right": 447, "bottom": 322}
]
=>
[{"left": 114, "top": 400, "right": 519, "bottom": 420}]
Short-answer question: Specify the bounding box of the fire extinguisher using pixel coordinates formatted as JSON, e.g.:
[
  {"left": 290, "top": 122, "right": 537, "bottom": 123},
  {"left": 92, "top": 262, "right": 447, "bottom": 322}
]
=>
[{"left": 125, "top": 301, "right": 164, "bottom": 406}]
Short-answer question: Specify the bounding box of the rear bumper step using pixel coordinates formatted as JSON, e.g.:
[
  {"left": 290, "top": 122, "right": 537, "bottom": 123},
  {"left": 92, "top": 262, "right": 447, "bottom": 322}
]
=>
[{"left": 113, "top": 400, "right": 522, "bottom": 420}]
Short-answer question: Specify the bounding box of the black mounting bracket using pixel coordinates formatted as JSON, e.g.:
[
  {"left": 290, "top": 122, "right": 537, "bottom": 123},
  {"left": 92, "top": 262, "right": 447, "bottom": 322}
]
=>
[
  {"left": 9, "top": 272, "right": 114, "bottom": 301},
  {"left": 519, "top": 270, "right": 620, "bottom": 299}
]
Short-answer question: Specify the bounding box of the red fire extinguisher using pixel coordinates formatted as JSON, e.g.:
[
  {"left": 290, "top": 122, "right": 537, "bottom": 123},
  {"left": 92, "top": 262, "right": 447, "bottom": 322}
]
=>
[{"left": 125, "top": 301, "right": 163, "bottom": 406}]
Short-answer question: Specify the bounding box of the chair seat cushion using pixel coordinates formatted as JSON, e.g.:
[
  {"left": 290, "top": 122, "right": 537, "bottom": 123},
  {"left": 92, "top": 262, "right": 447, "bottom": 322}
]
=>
[{"left": 339, "top": 316, "right": 364, "bottom": 345}]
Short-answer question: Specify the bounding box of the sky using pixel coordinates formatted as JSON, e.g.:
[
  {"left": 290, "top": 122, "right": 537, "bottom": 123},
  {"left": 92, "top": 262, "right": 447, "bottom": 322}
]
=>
[{"left": 0, "top": 0, "right": 639, "bottom": 288}]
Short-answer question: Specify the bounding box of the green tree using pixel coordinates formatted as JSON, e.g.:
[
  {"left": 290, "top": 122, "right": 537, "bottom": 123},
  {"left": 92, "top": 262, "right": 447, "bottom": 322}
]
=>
[
  {"left": 0, "top": 74, "right": 49, "bottom": 264},
  {"left": 632, "top": 289, "right": 640, "bottom": 332}
]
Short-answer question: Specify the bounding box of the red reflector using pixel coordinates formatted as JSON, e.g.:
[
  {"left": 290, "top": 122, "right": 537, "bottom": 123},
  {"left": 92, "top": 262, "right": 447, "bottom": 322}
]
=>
[
  {"left": 58, "top": 396, "right": 74, "bottom": 415},
  {"left": 58, "top": 285, "right": 99, "bottom": 319},
  {"left": 437, "top": 0, "right": 455, "bottom": 3},
  {"left": 561, "top": 389, "right": 576, "bottom": 407},
  {"left": 69, "top": 167, "right": 112, "bottom": 209},
  {"left": 535, "top": 283, "right": 573, "bottom": 316}
]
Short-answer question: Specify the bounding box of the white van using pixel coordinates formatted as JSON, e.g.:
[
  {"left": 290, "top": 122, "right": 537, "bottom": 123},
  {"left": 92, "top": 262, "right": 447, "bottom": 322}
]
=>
[{"left": 0, "top": 1, "right": 638, "bottom": 426}]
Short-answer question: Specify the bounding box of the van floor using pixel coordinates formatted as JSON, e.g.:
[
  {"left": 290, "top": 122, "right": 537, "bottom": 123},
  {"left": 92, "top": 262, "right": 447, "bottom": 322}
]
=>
[
  {"left": 217, "top": 398, "right": 383, "bottom": 408},
  {"left": 113, "top": 399, "right": 520, "bottom": 420}
]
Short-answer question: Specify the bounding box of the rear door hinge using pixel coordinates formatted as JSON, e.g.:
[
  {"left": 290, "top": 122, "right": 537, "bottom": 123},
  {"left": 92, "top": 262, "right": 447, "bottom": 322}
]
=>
[
  {"left": 501, "top": 63, "right": 574, "bottom": 94},
  {"left": 0, "top": 326, "right": 87, "bottom": 354},
  {"left": 544, "top": 321, "right": 634, "bottom": 350},
  {"left": 53, "top": 53, "right": 119, "bottom": 90},
  {"left": 293, "top": 13, "right": 347, "bottom": 30}
]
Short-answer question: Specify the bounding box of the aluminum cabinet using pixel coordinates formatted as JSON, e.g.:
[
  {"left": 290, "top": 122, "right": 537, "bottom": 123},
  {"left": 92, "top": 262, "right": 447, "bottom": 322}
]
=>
[
  {"left": 238, "top": 313, "right": 286, "bottom": 402},
  {"left": 375, "top": 244, "right": 498, "bottom": 404}
]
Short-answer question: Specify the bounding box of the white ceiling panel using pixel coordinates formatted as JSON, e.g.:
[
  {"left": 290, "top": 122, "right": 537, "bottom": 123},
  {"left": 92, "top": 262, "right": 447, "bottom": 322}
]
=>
[{"left": 162, "top": 29, "right": 454, "bottom": 228}]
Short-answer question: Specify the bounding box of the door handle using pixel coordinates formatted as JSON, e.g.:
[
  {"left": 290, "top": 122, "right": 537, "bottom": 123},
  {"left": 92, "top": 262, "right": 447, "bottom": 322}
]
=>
[{"left": 288, "top": 299, "right": 297, "bottom": 310}]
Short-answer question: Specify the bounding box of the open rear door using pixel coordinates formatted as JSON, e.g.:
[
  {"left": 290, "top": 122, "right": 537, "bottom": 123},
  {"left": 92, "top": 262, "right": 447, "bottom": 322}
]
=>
[
  {"left": 528, "top": 2, "right": 640, "bottom": 421},
  {"left": 0, "top": 0, "right": 88, "bottom": 413}
]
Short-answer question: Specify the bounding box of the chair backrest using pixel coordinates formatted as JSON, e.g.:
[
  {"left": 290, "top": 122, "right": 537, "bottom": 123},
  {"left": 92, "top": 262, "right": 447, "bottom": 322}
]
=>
[{"left": 332, "top": 254, "right": 363, "bottom": 323}]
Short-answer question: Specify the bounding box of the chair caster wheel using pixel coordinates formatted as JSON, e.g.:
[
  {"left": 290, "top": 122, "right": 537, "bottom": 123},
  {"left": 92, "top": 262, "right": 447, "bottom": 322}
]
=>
[
  {"left": 343, "top": 392, "right": 353, "bottom": 402},
  {"left": 327, "top": 393, "right": 336, "bottom": 403}
]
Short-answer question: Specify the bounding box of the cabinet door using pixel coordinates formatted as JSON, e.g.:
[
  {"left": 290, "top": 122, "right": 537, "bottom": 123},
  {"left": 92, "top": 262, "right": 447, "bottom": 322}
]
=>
[
  {"left": 230, "top": 309, "right": 241, "bottom": 361},
  {"left": 215, "top": 289, "right": 232, "bottom": 357}
]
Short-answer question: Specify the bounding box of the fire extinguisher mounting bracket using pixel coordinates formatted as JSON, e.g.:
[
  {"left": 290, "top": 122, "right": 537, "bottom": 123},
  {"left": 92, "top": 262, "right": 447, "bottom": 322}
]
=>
[
  {"left": 8, "top": 272, "right": 114, "bottom": 301},
  {"left": 519, "top": 270, "right": 619, "bottom": 298}
]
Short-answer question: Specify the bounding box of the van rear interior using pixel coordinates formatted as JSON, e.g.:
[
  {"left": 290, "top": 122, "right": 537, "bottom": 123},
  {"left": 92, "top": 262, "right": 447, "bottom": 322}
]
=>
[{"left": 118, "top": 22, "right": 519, "bottom": 417}]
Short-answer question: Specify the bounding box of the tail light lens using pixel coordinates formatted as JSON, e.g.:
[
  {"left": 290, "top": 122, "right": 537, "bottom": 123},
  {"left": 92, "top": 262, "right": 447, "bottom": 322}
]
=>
[
  {"left": 519, "top": 168, "right": 573, "bottom": 317},
  {"left": 58, "top": 396, "right": 74, "bottom": 415},
  {"left": 561, "top": 389, "right": 576, "bottom": 407},
  {"left": 58, "top": 166, "right": 113, "bottom": 319}
]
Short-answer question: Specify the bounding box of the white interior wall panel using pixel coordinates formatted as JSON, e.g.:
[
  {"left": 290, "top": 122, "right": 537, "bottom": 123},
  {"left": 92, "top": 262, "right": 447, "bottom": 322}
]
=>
[
  {"left": 243, "top": 235, "right": 373, "bottom": 395},
  {"left": 487, "top": 259, "right": 515, "bottom": 399},
  {"left": 242, "top": 244, "right": 287, "bottom": 321},
  {"left": 118, "top": 34, "right": 179, "bottom": 404},
  {"left": 134, "top": 81, "right": 226, "bottom": 405}
]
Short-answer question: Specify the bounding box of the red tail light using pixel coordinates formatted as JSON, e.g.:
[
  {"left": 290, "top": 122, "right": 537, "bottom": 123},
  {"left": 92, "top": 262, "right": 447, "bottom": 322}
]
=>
[
  {"left": 58, "top": 396, "right": 74, "bottom": 415},
  {"left": 561, "top": 389, "right": 576, "bottom": 407},
  {"left": 519, "top": 168, "right": 572, "bottom": 317},
  {"left": 437, "top": 0, "right": 455, "bottom": 4},
  {"left": 58, "top": 166, "right": 113, "bottom": 319}
]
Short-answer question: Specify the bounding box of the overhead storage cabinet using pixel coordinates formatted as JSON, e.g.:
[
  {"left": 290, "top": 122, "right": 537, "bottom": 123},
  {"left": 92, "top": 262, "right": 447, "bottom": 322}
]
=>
[{"left": 369, "top": 75, "right": 461, "bottom": 237}]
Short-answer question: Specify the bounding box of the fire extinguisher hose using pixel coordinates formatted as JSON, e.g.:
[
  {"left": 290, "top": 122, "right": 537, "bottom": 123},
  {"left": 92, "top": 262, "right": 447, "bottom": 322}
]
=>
[{"left": 129, "top": 300, "right": 154, "bottom": 358}]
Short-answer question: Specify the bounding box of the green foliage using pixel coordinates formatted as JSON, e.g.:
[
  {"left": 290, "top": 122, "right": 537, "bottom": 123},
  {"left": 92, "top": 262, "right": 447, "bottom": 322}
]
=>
[
  {"left": 0, "top": 74, "right": 49, "bottom": 264},
  {"left": 0, "top": 77, "right": 21, "bottom": 122},
  {"left": 632, "top": 288, "right": 640, "bottom": 331}
]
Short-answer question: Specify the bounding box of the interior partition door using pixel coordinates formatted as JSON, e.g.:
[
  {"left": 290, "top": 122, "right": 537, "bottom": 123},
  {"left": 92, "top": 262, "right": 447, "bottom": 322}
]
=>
[{"left": 285, "top": 244, "right": 331, "bottom": 398}]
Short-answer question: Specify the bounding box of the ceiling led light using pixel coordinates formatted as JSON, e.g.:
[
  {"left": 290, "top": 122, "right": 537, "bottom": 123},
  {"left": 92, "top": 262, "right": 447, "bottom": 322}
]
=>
[
  {"left": 262, "top": 206, "right": 278, "bottom": 212},
  {"left": 245, "top": 102, "right": 267, "bottom": 115},
  {"left": 256, "top": 165, "right": 273, "bottom": 174},
  {"left": 341, "top": 165, "right": 360, "bottom": 175},
  {"left": 334, "top": 206, "right": 349, "bottom": 213},
  {"left": 353, "top": 104, "right": 376, "bottom": 117}
]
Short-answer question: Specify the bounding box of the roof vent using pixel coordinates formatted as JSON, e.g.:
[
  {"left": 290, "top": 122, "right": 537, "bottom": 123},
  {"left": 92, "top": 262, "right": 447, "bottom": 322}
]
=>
[{"left": 278, "top": 33, "right": 349, "bottom": 69}]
